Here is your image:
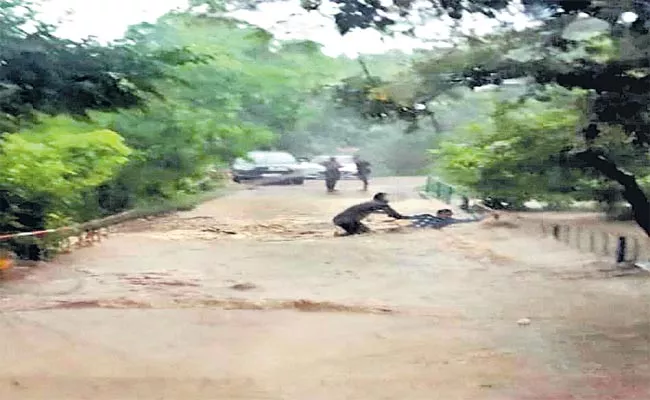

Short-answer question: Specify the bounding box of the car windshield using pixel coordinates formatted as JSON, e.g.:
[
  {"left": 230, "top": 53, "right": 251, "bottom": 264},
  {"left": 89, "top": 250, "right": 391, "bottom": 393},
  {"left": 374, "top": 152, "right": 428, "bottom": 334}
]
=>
[
  {"left": 311, "top": 155, "right": 354, "bottom": 164},
  {"left": 245, "top": 152, "right": 297, "bottom": 165}
]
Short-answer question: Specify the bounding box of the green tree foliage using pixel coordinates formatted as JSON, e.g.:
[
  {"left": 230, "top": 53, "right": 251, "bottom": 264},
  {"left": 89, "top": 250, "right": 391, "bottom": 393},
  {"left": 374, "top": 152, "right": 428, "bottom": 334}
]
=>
[
  {"left": 432, "top": 87, "right": 650, "bottom": 209},
  {"left": 0, "top": 115, "right": 131, "bottom": 259},
  {"left": 83, "top": 14, "right": 349, "bottom": 213},
  {"left": 92, "top": 102, "right": 274, "bottom": 213},
  {"left": 0, "top": 116, "right": 131, "bottom": 203},
  {"left": 0, "top": 0, "right": 209, "bottom": 129},
  {"left": 130, "top": 14, "right": 349, "bottom": 134},
  {"left": 432, "top": 93, "right": 584, "bottom": 207}
]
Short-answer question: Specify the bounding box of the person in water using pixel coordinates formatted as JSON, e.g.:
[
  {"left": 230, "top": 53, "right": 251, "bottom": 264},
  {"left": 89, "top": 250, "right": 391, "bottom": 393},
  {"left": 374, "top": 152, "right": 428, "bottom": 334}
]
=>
[{"left": 409, "top": 208, "right": 494, "bottom": 229}]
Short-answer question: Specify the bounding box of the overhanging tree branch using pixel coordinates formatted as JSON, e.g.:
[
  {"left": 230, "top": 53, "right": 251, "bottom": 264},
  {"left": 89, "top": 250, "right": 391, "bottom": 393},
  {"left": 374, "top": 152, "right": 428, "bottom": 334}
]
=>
[{"left": 575, "top": 148, "right": 650, "bottom": 236}]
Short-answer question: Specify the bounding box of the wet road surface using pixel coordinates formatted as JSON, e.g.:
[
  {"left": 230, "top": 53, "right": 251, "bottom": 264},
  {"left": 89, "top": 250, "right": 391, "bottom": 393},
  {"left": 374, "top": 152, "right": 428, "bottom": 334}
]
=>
[{"left": 1, "top": 177, "right": 650, "bottom": 399}]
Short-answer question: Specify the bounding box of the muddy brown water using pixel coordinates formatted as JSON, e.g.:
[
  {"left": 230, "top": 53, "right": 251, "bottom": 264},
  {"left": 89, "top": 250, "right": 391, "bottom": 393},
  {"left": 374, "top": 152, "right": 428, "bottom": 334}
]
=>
[{"left": 1, "top": 178, "right": 650, "bottom": 399}]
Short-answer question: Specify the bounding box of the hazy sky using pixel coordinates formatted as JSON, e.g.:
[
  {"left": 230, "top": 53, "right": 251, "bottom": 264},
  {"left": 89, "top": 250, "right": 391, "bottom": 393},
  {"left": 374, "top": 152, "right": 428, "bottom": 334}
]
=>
[
  {"left": 38, "top": 0, "right": 535, "bottom": 57},
  {"left": 38, "top": 0, "right": 188, "bottom": 41}
]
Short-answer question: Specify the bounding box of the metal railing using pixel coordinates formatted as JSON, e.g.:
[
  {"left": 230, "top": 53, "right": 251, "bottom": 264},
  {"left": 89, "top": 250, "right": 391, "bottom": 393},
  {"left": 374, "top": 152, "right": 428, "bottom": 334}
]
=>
[
  {"left": 422, "top": 176, "right": 471, "bottom": 209},
  {"left": 538, "top": 220, "right": 649, "bottom": 264},
  {"left": 421, "top": 176, "right": 647, "bottom": 265}
]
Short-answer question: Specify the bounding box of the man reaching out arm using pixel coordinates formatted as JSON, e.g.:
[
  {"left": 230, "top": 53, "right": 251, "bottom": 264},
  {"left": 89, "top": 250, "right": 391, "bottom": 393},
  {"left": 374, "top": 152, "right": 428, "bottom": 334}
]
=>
[{"left": 332, "top": 192, "right": 410, "bottom": 236}]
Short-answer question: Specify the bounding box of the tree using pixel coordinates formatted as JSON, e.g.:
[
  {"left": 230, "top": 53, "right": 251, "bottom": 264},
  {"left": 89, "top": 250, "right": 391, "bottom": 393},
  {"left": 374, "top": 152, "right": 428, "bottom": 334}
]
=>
[
  {"left": 125, "top": 13, "right": 350, "bottom": 137},
  {"left": 0, "top": 0, "right": 209, "bottom": 129},
  {"left": 431, "top": 91, "right": 599, "bottom": 208},
  {"left": 92, "top": 101, "right": 274, "bottom": 211},
  {"left": 81, "top": 13, "right": 353, "bottom": 212}
]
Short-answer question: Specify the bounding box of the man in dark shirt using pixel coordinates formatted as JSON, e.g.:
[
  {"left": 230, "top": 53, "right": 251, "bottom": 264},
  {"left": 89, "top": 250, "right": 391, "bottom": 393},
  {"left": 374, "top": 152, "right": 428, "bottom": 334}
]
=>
[
  {"left": 353, "top": 155, "right": 371, "bottom": 192},
  {"left": 333, "top": 192, "right": 410, "bottom": 236}
]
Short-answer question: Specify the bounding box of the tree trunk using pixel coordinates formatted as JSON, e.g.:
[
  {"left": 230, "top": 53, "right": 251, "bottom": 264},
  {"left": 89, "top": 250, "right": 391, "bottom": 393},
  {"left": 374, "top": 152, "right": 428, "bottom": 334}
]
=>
[{"left": 576, "top": 149, "right": 650, "bottom": 236}]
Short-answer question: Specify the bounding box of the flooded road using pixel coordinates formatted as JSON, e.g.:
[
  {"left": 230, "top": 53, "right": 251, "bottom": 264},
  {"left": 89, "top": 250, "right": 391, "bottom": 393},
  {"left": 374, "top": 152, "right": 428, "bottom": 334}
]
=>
[{"left": 1, "top": 177, "right": 650, "bottom": 399}]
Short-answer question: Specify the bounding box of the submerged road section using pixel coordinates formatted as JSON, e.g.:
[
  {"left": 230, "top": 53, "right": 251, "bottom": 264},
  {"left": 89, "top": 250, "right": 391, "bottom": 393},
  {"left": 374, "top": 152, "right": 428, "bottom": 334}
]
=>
[{"left": 0, "top": 177, "right": 648, "bottom": 399}]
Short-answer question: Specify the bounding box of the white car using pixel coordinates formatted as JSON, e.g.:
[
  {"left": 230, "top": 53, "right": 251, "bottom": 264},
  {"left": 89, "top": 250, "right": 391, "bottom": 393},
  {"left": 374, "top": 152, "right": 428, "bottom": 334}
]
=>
[
  {"left": 310, "top": 155, "right": 358, "bottom": 180},
  {"left": 231, "top": 151, "right": 305, "bottom": 185}
]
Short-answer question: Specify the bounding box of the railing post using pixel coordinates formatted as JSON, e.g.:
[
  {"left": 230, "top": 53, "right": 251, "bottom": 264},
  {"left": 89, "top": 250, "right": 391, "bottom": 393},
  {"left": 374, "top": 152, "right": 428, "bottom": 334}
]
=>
[
  {"left": 616, "top": 236, "right": 627, "bottom": 263},
  {"left": 461, "top": 195, "right": 469, "bottom": 211},
  {"left": 564, "top": 225, "right": 571, "bottom": 244}
]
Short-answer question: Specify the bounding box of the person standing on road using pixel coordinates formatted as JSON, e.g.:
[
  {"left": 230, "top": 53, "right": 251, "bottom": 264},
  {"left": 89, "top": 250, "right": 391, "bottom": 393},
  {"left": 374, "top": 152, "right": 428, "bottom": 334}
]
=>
[
  {"left": 321, "top": 156, "right": 342, "bottom": 193},
  {"left": 333, "top": 192, "right": 411, "bottom": 236},
  {"left": 353, "top": 155, "right": 371, "bottom": 192}
]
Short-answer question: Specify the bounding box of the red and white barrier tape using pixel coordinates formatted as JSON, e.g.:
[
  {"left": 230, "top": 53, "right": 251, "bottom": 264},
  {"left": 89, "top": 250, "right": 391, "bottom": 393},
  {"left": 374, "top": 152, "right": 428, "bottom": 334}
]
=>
[{"left": 0, "top": 226, "right": 78, "bottom": 242}]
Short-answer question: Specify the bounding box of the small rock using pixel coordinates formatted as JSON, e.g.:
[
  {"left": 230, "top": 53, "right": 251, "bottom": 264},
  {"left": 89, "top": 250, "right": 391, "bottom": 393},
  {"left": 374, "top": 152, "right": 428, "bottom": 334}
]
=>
[{"left": 517, "top": 318, "right": 531, "bottom": 326}]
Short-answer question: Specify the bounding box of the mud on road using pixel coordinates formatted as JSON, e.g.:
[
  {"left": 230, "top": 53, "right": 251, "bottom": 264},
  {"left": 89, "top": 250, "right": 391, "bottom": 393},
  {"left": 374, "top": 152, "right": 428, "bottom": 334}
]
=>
[{"left": 1, "top": 177, "right": 650, "bottom": 399}]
